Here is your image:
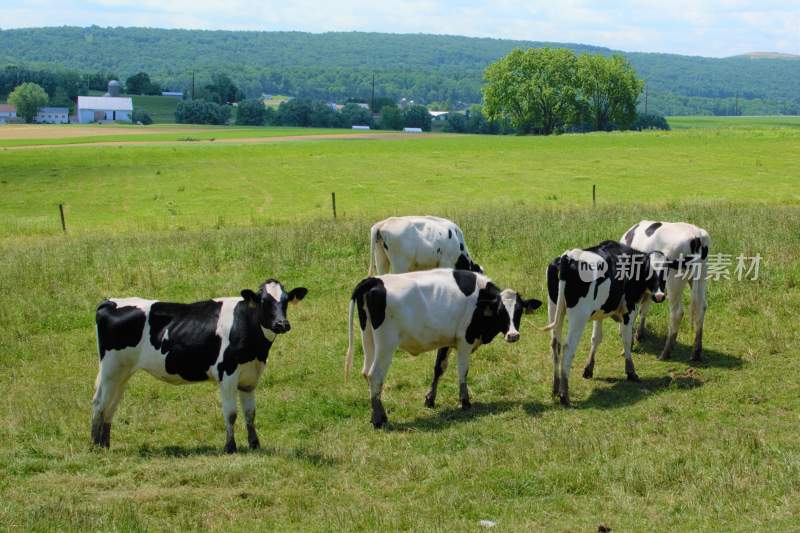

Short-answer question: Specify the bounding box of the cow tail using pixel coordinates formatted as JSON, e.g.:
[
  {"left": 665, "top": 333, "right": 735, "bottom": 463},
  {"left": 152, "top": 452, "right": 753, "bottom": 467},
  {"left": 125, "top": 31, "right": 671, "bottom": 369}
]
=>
[
  {"left": 368, "top": 225, "right": 378, "bottom": 277},
  {"left": 345, "top": 297, "right": 355, "bottom": 381},
  {"left": 541, "top": 256, "right": 568, "bottom": 332}
]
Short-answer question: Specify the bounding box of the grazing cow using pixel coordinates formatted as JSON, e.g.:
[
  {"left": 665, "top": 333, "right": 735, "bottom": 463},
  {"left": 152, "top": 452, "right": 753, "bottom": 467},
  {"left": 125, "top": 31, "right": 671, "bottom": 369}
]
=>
[
  {"left": 622, "top": 220, "right": 710, "bottom": 360},
  {"left": 368, "top": 216, "right": 483, "bottom": 276},
  {"left": 543, "top": 241, "right": 667, "bottom": 406},
  {"left": 345, "top": 269, "right": 541, "bottom": 428},
  {"left": 92, "top": 279, "right": 307, "bottom": 453}
]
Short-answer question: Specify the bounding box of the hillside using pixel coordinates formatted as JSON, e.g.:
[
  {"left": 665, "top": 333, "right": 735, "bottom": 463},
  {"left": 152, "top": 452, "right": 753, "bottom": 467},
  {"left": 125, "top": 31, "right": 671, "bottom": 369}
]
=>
[{"left": 1, "top": 26, "right": 799, "bottom": 115}]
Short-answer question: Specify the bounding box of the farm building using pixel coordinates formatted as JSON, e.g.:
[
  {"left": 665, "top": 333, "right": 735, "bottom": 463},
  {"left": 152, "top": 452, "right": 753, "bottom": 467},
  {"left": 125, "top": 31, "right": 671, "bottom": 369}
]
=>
[
  {"left": 0, "top": 104, "right": 17, "bottom": 123},
  {"left": 77, "top": 96, "right": 133, "bottom": 123},
  {"left": 429, "top": 110, "right": 449, "bottom": 121},
  {"left": 34, "top": 107, "right": 70, "bottom": 124},
  {"left": 161, "top": 91, "right": 183, "bottom": 98}
]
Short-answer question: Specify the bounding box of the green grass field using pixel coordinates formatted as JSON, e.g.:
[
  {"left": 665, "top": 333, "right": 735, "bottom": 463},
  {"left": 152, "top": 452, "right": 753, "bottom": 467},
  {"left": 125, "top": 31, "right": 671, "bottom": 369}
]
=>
[
  {"left": 130, "top": 95, "right": 181, "bottom": 123},
  {"left": 668, "top": 115, "right": 800, "bottom": 129},
  {"left": 1, "top": 125, "right": 799, "bottom": 530}
]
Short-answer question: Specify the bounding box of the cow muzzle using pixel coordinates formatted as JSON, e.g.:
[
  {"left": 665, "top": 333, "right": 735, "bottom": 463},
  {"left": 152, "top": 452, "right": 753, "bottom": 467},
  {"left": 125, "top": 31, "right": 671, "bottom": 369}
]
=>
[
  {"left": 652, "top": 292, "right": 665, "bottom": 303},
  {"left": 271, "top": 320, "right": 291, "bottom": 333},
  {"left": 505, "top": 331, "right": 520, "bottom": 343}
]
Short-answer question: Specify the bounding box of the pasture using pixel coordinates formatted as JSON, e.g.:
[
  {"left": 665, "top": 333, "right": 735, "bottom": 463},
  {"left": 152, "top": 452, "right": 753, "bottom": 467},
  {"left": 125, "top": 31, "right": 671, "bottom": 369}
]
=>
[{"left": 1, "top": 125, "right": 799, "bottom": 530}]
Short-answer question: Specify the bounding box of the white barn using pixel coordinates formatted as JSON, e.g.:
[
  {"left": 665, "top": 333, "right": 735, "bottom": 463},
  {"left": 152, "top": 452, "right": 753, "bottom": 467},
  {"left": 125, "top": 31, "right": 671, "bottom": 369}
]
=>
[
  {"left": 77, "top": 96, "right": 133, "bottom": 123},
  {"left": 0, "top": 104, "right": 17, "bottom": 124},
  {"left": 35, "top": 107, "right": 70, "bottom": 124}
]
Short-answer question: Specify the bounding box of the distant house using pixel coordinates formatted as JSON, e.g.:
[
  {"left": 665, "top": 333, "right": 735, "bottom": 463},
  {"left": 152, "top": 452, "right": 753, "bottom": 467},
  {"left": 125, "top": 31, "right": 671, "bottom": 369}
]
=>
[
  {"left": 429, "top": 110, "right": 449, "bottom": 121},
  {"left": 0, "top": 104, "right": 17, "bottom": 124},
  {"left": 161, "top": 91, "right": 183, "bottom": 98},
  {"left": 35, "top": 107, "right": 70, "bottom": 124},
  {"left": 77, "top": 96, "right": 133, "bottom": 123}
]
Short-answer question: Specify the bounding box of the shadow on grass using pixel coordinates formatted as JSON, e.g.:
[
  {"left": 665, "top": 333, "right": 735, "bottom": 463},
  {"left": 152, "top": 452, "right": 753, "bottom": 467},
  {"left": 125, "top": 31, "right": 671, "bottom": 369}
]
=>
[
  {"left": 580, "top": 372, "right": 703, "bottom": 409},
  {"left": 636, "top": 332, "right": 742, "bottom": 369},
  {"left": 389, "top": 399, "right": 550, "bottom": 432},
  {"left": 135, "top": 443, "right": 339, "bottom": 466}
]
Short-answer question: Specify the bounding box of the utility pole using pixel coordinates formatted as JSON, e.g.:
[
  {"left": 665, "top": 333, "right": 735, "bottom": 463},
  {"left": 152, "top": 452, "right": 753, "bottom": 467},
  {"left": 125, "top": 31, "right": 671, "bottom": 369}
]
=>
[
  {"left": 191, "top": 71, "right": 195, "bottom": 100},
  {"left": 371, "top": 72, "right": 375, "bottom": 112},
  {"left": 644, "top": 83, "right": 648, "bottom": 115},
  {"left": 735, "top": 92, "right": 739, "bottom": 116}
]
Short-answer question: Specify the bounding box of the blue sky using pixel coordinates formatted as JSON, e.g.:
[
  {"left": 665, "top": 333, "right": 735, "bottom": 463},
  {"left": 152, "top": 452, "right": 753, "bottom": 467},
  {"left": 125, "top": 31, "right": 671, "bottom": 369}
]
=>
[{"left": 3, "top": 0, "right": 799, "bottom": 57}]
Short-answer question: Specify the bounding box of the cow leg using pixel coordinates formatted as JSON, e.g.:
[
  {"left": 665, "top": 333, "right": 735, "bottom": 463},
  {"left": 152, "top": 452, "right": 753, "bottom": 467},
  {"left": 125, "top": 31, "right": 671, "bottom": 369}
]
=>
[
  {"left": 635, "top": 298, "right": 652, "bottom": 342},
  {"left": 620, "top": 312, "right": 640, "bottom": 381},
  {"left": 91, "top": 356, "right": 134, "bottom": 448},
  {"left": 583, "top": 320, "right": 603, "bottom": 379},
  {"left": 220, "top": 377, "right": 239, "bottom": 453},
  {"left": 548, "top": 297, "right": 563, "bottom": 396},
  {"left": 660, "top": 275, "right": 687, "bottom": 360},
  {"left": 239, "top": 389, "right": 260, "bottom": 450},
  {"left": 424, "top": 347, "right": 449, "bottom": 408},
  {"left": 367, "top": 336, "right": 395, "bottom": 429},
  {"left": 456, "top": 344, "right": 472, "bottom": 409},
  {"left": 559, "top": 312, "right": 588, "bottom": 406},
  {"left": 689, "top": 275, "right": 708, "bottom": 361}
]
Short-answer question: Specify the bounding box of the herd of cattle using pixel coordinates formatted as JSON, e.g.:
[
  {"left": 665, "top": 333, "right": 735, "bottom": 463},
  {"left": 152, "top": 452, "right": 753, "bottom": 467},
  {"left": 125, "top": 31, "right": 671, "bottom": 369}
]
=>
[{"left": 92, "top": 215, "right": 710, "bottom": 452}]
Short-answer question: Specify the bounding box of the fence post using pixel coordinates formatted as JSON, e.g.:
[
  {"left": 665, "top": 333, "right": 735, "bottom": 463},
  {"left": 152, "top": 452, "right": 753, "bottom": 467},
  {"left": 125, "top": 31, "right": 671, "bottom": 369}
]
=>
[
  {"left": 59, "top": 203, "right": 66, "bottom": 232},
  {"left": 592, "top": 185, "right": 596, "bottom": 208},
  {"left": 331, "top": 192, "right": 337, "bottom": 219}
]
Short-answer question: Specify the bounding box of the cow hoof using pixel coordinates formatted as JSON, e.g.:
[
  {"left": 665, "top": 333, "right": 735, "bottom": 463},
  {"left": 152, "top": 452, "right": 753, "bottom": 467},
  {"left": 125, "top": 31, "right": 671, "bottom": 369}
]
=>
[
  {"left": 461, "top": 399, "right": 472, "bottom": 410},
  {"left": 658, "top": 352, "right": 671, "bottom": 361},
  {"left": 372, "top": 418, "right": 387, "bottom": 429},
  {"left": 691, "top": 352, "right": 703, "bottom": 362},
  {"left": 582, "top": 367, "right": 594, "bottom": 379},
  {"left": 249, "top": 439, "right": 261, "bottom": 450},
  {"left": 423, "top": 394, "right": 436, "bottom": 409},
  {"left": 627, "top": 372, "right": 640, "bottom": 382},
  {"left": 224, "top": 442, "right": 237, "bottom": 454},
  {"left": 559, "top": 397, "right": 571, "bottom": 407}
]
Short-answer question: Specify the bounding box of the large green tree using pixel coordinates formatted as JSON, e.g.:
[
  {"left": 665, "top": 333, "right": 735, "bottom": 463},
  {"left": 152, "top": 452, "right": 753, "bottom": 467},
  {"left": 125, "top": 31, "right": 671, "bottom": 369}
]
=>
[
  {"left": 483, "top": 48, "right": 578, "bottom": 134},
  {"left": 8, "top": 82, "right": 48, "bottom": 123},
  {"left": 577, "top": 53, "right": 643, "bottom": 131}
]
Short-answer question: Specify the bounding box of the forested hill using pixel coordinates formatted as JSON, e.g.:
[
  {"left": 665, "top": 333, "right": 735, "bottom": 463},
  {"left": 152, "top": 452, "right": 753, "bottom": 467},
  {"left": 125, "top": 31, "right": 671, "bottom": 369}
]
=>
[{"left": 1, "top": 26, "right": 799, "bottom": 115}]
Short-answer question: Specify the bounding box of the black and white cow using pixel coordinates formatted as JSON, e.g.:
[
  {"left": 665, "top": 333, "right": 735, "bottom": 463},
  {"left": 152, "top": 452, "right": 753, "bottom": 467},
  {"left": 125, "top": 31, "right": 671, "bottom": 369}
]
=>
[
  {"left": 622, "top": 220, "right": 710, "bottom": 360},
  {"left": 543, "top": 241, "right": 666, "bottom": 406},
  {"left": 368, "top": 216, "right": 482, "bottom": 276},
  {"left": 345, "top": 269, "right": 541, "bottom": 428},
  {"left": 92, "top": 279, "right": 307, "bottom": 452}
]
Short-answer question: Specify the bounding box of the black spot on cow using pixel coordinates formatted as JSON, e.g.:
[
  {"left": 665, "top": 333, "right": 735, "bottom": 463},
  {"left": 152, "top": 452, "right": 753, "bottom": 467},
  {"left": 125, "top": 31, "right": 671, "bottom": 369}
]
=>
[
  {"left": 217, "top": 300, "right": 274, "bottom": 380},
  {"left": 448, "top": 229, "right": 452, "bottom": 239},
  {"left": 351, "top": 277, "right": 387, "bottom": 330},
  {"left": 689, "top": 237, "right": 701, "bottom": 254},
  {"left": 547, "top": 255, "right": 593, "bottom": 309},
  {"left": 645, "top": 222, "right": 662, "bottom": 236},
  {"left": 459, "top": 242, "right": 464, "bottom": 252},
  {"left": 95, "top": 300, "right": 147, "bottom": 360},
  {"left": 148, "top": 300, "right": 223, "bottom": 382},
  {"left": 465, "top": 283, "right": 505, "bottom": 344},
  {"left": 701, "top": 246, "right": 708, "bottom": 260},
  {"left": 623, "top": 223, "right": 639, "bottom": 246},
  {"left": 454, "top": 253, "right": 475, "bottom": 271},
  {"left": 452, "top": 270, "right": 477, "bottom": 296}
]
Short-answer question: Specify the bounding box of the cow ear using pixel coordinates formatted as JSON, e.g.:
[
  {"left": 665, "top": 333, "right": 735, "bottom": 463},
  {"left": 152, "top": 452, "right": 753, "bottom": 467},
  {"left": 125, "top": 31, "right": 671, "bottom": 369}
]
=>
[
  {"left": 522, "top": 298, "right": 542, "bottom": 314},
  {"left": 287, "top": 287, "right": 308, "bottom": 305},
  {"left": 241, "top": 289, "right": 260, "bottom": 303}
]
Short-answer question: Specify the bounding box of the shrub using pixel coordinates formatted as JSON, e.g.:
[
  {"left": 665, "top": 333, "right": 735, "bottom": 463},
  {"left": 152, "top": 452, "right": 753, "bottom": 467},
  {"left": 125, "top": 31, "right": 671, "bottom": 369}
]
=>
[
  {"left": 175, "top": 100, "right": 231, "bottom": 125},
  {"left": 632, "top": 113, "right": 671, "bottom": 131}
]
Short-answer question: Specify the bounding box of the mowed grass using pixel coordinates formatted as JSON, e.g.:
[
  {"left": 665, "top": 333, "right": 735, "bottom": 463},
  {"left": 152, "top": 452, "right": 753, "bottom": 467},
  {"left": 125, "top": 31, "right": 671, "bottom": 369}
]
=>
[
  {"left": 1, "top": 127, "right": 799, "bottom": 238},
  {"left": 668, "top": 115, "right": 800, "bottom": 130},
  {"left": 130, "top": 95, "right": 180, "bottom": 123},
  {"left": 1, "top": 129, "right": 799, "bottom": 530},
  {"left": 0, "top": 123, "right": 368, "bottom": 148}
]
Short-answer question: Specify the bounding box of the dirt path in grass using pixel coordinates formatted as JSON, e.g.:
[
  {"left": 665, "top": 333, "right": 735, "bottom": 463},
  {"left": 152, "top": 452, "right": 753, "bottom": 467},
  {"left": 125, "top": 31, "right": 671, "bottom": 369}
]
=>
[{"left": 1, "top": 132, "right": 435, "bottom": 150}]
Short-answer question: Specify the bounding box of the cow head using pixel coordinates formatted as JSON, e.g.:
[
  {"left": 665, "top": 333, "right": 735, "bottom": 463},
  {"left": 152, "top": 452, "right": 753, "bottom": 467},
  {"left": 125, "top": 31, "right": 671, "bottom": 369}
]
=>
[
  {"left": 647, "top": 251, "right": 668, "bottom": 303},
  {"left": 455, "top": 253, "right": 484, "bottom": 274},
  {"left": 470, "top": 285, "right": 542, "bottom": 344},
  {"left": 241, "top": 279, "right": 308, "bottom": 335}
]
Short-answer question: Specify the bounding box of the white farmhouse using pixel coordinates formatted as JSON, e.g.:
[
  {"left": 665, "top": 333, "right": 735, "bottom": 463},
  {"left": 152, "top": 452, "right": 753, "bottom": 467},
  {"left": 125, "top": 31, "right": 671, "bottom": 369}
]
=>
[
  {"left": 77, "top": 96, "right": 133, "bottom": 123},
  {"left": 35, "top": 107, "right": 70, "bottom": 124},
  {"left": 0, "top": 104, "right": 17, "bottom": 124}
]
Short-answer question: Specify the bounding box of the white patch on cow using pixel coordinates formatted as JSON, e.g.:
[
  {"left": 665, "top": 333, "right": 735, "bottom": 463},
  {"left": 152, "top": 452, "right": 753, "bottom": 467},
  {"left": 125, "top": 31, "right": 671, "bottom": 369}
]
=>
[
  {"left": 500, "top": 289, "right": 519, "bottom": 338},
  {"left": 265, "top": 282, "right": 284, "bottom": 302},
  {"left": 213, "top": 297, "right": 240, "bottom": 379}
]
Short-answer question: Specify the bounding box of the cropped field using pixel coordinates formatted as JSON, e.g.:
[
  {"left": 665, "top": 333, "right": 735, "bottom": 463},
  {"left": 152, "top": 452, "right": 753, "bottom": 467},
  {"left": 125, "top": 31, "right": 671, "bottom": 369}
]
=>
[
  {"left": 1, "top": 126, "right": 799, "bottom": 531},
  {"left": 668, "top": 115, "right": 800, "bottom": 129},
  {"left": 0, "top": 123, "right": 372, "bottom": 148}
]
